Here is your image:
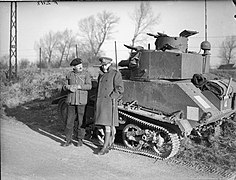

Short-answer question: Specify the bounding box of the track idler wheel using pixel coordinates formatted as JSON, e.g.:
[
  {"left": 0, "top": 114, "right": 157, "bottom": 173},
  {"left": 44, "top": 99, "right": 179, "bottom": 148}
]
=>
[{"left": 152, "top": 131, "right": 179, "bottom": 158}]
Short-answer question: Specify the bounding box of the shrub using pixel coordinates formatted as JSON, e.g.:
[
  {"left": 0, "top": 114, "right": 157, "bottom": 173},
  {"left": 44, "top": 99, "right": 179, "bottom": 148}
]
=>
[
  {"left": 1, "top": 68, "right": 67, "bottom": 108},
  {"left": 177, "top": 116, "right": 236, "bottom": 174}
]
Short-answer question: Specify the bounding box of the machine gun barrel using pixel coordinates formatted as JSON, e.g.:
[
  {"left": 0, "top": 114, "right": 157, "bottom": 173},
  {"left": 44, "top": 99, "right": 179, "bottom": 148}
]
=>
[
  {"left": 124, "top": 44, "right": 138, "bottom": 51},
  {"left": 146, "top": 33, "right": 159, "bottom": 38}
]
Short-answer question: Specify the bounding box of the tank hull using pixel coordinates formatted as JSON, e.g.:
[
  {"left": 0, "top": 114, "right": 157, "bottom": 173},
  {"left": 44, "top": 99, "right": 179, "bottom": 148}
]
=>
[{"left": 121, "top": 79, "right": 236, "bottom": 132}]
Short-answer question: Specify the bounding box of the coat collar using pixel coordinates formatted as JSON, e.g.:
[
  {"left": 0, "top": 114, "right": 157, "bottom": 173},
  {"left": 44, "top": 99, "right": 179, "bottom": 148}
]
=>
[
  {"left": 73, "top": 69, "right": 83, "bottom": 74},
  {"left": 99, "top": 66, "right": 112, "bottom": 74}
]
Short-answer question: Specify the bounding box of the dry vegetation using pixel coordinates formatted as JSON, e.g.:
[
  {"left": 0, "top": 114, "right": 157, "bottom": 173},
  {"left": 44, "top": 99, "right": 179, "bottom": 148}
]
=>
[
  {"left": 210, "top": 69, "right": 236, "bottom": 81},
  {"left": 1, "top": 68, "right": 236, "bottom": 176},
  {"left": 174, "top": 69, "right": 236, "bottom": 176},
  {"left": 176, "top": 117, "right": 236, "bottom": 175}
]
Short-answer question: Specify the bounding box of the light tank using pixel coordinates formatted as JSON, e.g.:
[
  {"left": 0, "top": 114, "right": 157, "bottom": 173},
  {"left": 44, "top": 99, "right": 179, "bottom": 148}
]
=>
[
  {"left": 116, "top": 30, "right": 236, "bottom": 159},
  {"left": 52, "top": 30, "right": 236, "bottom": 159}
]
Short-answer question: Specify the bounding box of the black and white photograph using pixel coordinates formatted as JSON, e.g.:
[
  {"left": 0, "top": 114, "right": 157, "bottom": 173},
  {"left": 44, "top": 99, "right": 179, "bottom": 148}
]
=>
[{"left": 1, "top": 0, "right": 236, "bottom": 179}]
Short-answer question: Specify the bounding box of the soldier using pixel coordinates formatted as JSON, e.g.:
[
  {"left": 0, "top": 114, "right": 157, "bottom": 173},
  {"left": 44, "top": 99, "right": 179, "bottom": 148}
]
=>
[
  {"left": 95, "top": 57, "right": 124, "bottom": 155},
  {"left": 62, "top": 58, "right": 92, "bottom": 147}
]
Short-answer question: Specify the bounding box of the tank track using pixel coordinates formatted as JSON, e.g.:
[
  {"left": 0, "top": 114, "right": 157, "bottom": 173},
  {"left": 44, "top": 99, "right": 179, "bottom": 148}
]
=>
[
  {"left": 111, "top": 111, "right": 236, "bottom": 179},
  {"left": 112, "top": 110, "right": 181, "bottom": 160},
  {"left": 82, "top": 137, "right": 235, "bottom": 179},
  {"left": 82, "top": 112, "right": 235, "bottom": 179},
  {"left": 81, "top": 111, "right": 236, "bottom": 178}
]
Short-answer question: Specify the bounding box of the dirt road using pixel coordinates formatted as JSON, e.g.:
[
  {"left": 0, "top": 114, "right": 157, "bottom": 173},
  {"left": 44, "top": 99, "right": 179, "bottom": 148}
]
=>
[
  {"left": 1, "top": 99, "right": 234, "bottom": 180},
  {"left": 1, "top": 116, "right": 225, "bottom": 180}
]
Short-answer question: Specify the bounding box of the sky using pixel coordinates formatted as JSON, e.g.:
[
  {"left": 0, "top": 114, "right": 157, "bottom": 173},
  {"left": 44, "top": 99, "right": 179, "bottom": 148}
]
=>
[{"left": 0, "top": 0, "right": 236, "bottom": 68}]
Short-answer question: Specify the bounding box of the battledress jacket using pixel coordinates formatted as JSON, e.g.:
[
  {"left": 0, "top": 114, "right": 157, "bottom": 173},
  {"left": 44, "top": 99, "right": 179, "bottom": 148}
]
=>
[
  {"left": 64, "top": 70, "right": 92, "bottom": 105},
  {"left": 95, "top": 67, "right": 124, "bottom": 127}
]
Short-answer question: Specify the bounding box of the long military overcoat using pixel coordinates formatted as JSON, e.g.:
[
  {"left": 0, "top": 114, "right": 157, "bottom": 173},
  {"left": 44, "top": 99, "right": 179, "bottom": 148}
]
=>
[{"left": 95, "top": 67, "right": 124, "bottom": 127}]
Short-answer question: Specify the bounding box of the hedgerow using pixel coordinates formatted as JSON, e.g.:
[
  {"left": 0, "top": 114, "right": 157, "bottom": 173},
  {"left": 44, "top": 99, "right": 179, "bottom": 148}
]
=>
[{"left": 1, "top": 68, "right": 67, "bottom": 109}]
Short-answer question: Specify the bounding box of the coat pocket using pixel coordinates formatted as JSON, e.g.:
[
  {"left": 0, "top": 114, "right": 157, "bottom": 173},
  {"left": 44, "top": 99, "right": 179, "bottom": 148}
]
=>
[{"left": 79, "top": 90, "right": 88, "bottom": 104}]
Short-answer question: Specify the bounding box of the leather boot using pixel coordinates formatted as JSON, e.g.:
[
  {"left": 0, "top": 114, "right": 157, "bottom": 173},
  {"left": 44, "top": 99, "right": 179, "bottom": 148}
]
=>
[
  {"left": 76, "top": 139, "right": 83, "bottom": 147},
  {"left": 62, "top": 128, "right": 73, "bottom": 147},
  {"left": 62, "top": 140, "right": 72, "bottom": 147},
  {"left": 97, "top": 131, "right": 110, "bottom": 155},
  {"left": 77, "top": 128, "right": 85, "bottom": 147}
]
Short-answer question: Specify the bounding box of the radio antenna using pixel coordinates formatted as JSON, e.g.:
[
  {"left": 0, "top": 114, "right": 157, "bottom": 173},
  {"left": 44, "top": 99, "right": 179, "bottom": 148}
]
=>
[
  {"left": 200, "top": 0, "right": 211, "bottom": 57},
  {"left": 115, "top": 41, "right": 118, "bottom": 70},
  {"left": 201, "top": 0, "right": 211, "bottom": 73},
  {"left": 204, "top": 0, "right": 207, "bottom": 41}
]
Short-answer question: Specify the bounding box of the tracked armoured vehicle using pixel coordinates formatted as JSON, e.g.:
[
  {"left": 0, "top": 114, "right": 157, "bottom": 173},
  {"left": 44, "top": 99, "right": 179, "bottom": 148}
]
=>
[{"left": 52, "top": 30, "right": 236, "bottom": 160}]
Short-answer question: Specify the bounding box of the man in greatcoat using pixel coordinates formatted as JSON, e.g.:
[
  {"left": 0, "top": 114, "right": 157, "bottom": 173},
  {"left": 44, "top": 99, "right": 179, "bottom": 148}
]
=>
[
  {"left": 95, "top": 57, "right": 124, "bottom": 155},
  {"left": 62, "top": 58, "right": 92, "bottom": 147}
]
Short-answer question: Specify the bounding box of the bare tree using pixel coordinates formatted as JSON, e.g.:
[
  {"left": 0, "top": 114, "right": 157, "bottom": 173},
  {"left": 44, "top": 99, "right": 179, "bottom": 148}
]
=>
[
  {"left": 130, "top": 1, "right": 160, "bottom": 47},
  {"left": 19, "top": 58, "right": 30, "bottom": 69},
  {"left": 78, "top": 11, "right": 120, "bottom": 62},
  {"left": 219, "top": 35, "right": 236, "bottom": 64},
  {"left": 75, "top": 42, "right": 95, "bottom": 63},
  {"left": 56, "top": 29, "right": 77, "bottom": 67},
  {"left": 35, "top": 31, "right": 60, "bottom": 67}
]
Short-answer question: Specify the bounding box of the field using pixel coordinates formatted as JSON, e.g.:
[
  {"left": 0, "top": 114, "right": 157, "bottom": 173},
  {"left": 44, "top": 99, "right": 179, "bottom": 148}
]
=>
[
  {"left": 210, "top": 69, "right": 236, "bottom": 82},
  {"left": 1, "top": 67, "right": 236, "bottom": 177}
]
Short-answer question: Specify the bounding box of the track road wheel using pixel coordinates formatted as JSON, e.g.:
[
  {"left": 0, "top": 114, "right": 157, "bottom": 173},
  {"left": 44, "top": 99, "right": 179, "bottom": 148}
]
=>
[
  {"left": 122, "top": 124, "right": 143, "bottom": 150},
  {"left": 152, "top": 131, "right": 180, "bottom": 159}
]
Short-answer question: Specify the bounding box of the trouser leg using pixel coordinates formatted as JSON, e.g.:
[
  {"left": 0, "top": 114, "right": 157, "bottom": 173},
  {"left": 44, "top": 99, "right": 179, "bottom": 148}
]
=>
[
  {"left": 98, "top": 126, "right": 111, "bottom": 155},
  {"left": 65, "top": 105, "right": 76, "bottom": 142},
  {"left": 76, "top": 105, "right": 86, "bottom": 140}
]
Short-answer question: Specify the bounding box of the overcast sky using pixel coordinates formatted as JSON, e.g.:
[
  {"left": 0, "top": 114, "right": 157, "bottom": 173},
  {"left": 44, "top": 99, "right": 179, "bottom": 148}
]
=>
[{"left": 0, "top": 0, "right": 236, "bottom": 68}]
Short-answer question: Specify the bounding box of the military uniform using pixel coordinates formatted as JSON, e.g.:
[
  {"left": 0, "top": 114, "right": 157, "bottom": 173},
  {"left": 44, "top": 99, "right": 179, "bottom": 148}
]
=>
[
  {"left": 95, "top": 68, "right": 124, "bottom": 127},
  {"left": 95, "top": 56, "right": 124, "bottom": 155},
  {"left": 63, "top": 58, "right": 92, "bottom": 146},
  {"left": 65, "top": 70, "right": 91, "bottom": 105}
]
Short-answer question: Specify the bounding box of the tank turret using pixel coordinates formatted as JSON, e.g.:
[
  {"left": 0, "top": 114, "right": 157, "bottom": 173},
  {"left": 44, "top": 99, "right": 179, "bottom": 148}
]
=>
[{"left": 119, "top": 30, "right": 210, "bottom": 80}]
